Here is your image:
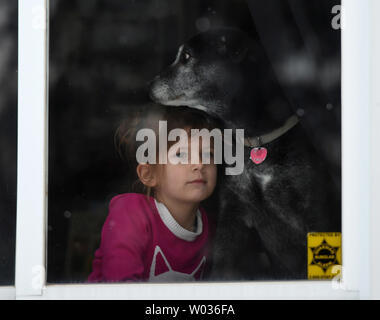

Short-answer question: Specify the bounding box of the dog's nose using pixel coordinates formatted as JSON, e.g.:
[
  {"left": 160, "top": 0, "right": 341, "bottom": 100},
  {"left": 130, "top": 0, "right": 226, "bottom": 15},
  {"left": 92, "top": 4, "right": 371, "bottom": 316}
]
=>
[
  {"left": 148, "top": 81, "right": 159, "bottom": 100},
  {"left": 147, "top": 74, "right": 160, "bottom": 86},
  {"left": 151, "top": 74, "right": 160, "bottom": 82}
]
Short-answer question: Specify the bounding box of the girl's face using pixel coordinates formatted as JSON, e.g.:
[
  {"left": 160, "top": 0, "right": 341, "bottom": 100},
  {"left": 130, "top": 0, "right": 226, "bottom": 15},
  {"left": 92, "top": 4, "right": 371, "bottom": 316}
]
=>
[{"left": 155, "top": 135, "right": 217, "bottom": 205}]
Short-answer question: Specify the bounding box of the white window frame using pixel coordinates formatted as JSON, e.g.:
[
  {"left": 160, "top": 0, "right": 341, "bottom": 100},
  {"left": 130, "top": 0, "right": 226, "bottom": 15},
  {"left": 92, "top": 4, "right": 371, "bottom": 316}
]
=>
[{"left": 0, "top": 0, "right": 377, "bottom": 300}]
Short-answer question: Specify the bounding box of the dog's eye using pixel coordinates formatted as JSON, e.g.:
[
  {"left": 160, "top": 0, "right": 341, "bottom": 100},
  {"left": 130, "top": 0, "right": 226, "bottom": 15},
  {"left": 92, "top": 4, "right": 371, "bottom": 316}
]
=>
[{"left": 181, "top": 51, "right": 191, "bottom": 62}]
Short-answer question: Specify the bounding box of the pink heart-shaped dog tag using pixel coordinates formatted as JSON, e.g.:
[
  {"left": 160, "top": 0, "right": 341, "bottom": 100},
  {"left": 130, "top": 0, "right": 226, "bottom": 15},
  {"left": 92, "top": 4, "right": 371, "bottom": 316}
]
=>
[{"left": 250, "top": 147, "right": 267, "bottom": 164}]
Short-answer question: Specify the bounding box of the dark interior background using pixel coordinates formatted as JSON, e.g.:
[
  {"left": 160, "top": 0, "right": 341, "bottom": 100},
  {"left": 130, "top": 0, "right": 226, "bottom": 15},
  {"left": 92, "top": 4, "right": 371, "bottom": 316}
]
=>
[
  {"left": 48, "top": 0, "right": 341, "bottom": 283},
  {"left": 0, "top": 0, "right": 17, "bottom": 286}
]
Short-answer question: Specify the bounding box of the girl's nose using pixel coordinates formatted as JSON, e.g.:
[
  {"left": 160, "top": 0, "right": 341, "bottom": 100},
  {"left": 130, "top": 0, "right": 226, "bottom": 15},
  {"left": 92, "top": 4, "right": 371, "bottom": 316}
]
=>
[{"left": 192, "top": 160, "right": 204, "bottom": 171}]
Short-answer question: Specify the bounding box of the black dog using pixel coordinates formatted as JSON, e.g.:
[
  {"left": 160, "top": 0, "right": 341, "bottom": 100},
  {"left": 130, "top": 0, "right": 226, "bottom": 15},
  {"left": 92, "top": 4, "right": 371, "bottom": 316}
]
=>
[{"left": 149, "top": 27, "right": 341, "bottom": 280}]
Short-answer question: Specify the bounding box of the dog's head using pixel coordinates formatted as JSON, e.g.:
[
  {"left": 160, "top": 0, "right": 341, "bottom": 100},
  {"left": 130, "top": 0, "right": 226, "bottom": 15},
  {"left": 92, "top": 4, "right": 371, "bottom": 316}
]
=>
[{"left": 149, "top": 28, "right": 259, "bottom": 118}]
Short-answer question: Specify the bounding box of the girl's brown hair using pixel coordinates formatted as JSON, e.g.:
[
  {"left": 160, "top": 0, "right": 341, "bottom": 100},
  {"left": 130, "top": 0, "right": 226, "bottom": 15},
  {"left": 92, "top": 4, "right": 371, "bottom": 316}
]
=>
[{"left": 115, "top": 103, "right": 224, "bottom": 196}]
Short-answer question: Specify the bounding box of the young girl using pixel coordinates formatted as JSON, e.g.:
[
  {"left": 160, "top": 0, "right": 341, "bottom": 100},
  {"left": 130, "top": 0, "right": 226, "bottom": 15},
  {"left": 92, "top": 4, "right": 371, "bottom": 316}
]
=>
[{"left": 88, "top": 105, "right": 222, "bottom": 282}]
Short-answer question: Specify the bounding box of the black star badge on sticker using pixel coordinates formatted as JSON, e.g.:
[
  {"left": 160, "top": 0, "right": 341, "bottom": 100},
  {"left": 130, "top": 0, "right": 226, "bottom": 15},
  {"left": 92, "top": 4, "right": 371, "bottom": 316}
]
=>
[{"left": 309, "top": 239, "right": 340, "bottom": 273}]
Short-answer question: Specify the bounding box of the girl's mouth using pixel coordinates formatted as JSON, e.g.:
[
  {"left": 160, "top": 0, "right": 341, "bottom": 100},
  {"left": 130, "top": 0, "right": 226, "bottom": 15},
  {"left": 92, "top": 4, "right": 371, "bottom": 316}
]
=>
[{"left": 188, "top": 179, "right": 206, "bottom": 184}]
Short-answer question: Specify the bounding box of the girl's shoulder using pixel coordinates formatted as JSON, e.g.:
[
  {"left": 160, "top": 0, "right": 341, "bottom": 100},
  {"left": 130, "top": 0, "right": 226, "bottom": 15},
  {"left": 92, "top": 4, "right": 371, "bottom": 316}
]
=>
[
  {"left": 110, "top": 192, "right": 148, "bottom": 204},
  {"left": 109, "top": 192, "right": 153, "bottom": 212}
]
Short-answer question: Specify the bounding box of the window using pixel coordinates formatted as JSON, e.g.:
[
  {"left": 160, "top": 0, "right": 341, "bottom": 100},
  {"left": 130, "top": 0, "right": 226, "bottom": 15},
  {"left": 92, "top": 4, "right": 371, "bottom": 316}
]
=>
[
  {"left": 0, "top": 0, "right": 17, "bottom": 289},
  {"left": 9, "top": 0, "right": 379, "bottom": 299}
]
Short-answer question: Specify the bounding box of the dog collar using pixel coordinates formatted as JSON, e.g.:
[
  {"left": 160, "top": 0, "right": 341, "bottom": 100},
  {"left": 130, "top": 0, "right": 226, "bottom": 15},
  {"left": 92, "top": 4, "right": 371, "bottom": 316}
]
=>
[{"left": 244, "top": 114, "right": 300, "bottom": 148}]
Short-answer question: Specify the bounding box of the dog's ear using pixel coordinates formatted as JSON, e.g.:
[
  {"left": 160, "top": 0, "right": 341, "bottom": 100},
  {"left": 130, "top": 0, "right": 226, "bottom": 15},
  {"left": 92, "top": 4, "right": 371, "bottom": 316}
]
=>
[
  {"left": 231, "top": 47, "right": 249, "bottom": 64},
  {"left": 216, "top": 34, "right": 249, "bottom": 63},
  {"left": 216, "top": 35, "right": 228, "bottom": 55}
]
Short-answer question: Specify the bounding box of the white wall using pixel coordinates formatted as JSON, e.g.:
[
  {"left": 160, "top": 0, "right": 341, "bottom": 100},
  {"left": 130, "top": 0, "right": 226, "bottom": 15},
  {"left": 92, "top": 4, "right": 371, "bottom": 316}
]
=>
[{"left": 370, "top": 0, "right": 380, "bottom": 301}]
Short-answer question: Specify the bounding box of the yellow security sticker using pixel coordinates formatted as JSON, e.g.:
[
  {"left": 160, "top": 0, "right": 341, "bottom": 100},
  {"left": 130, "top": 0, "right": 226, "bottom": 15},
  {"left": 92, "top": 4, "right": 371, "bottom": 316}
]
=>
[{"left": 307, "top": 232, "right": 341, "bottom": 280}]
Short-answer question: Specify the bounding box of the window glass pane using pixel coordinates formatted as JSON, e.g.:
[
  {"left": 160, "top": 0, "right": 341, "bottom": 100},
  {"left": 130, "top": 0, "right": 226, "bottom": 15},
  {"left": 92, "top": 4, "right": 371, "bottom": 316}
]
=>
[
  {"left": 0, "top": 0, "right": 18, "bottom": 286},
  {"left": 48, "top": 0, "right": 341, "bottom": 283}
]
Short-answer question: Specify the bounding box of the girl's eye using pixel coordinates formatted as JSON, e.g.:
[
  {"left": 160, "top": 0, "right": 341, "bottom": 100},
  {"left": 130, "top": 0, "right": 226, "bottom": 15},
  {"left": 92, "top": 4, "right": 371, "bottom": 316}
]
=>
[
  {"left": 176, "top": 151, "right": 187, "bottom": 158},
  {"left": 202, "top": 151, "right": 214, "bottom": 159}
]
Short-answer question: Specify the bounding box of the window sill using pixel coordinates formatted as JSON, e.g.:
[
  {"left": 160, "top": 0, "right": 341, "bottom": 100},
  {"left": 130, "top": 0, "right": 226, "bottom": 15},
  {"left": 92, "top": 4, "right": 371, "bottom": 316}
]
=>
[{"left": 14, "top": 282, "right": 359, "bottom": 300}]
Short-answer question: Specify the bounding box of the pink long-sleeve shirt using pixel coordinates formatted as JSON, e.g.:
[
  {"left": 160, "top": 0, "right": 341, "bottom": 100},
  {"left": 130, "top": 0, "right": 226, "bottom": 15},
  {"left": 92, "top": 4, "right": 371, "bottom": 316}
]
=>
[{"left": 88, "top": 193, "right": 210, "bottom": 282}]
